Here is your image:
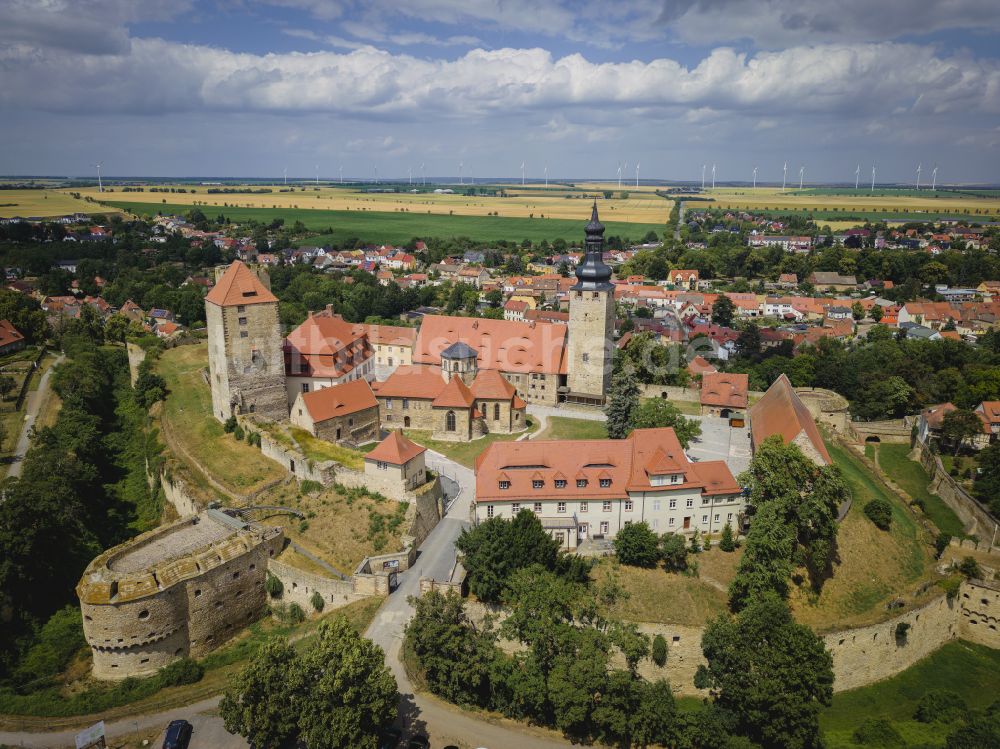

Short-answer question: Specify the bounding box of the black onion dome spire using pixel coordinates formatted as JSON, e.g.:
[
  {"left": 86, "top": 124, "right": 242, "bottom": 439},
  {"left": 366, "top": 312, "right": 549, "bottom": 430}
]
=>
[{"left": 572, "top": 201, "right": 613, "bottom": 291}]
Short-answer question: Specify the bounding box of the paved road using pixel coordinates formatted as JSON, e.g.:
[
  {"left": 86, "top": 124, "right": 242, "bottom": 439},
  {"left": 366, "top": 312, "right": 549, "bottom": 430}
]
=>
[
  {"left": 674, "top": 200, "right": 684, "bottom": 241},
  {"left": 6, "top": 352, "right": 64, "bottom": 479}
]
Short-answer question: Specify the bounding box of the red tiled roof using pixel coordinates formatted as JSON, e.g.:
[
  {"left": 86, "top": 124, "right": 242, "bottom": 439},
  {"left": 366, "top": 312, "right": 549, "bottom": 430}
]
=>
[
  {"left": 470, "top": 368, "right": 516, "bottom": 400},
  {"left": 475, "top": 427, "right": 739, "bottom": 502},
  {"left": 0, "top": 320, "right": 24, "bottom": 348},
  {"left": 413, "top": 314, "right": 567, "bottom": 376},
  {"left": 432, "top": 376, "right": 475, "bottom": 408},
  {"left": 299, "top": 379, "right": 377, "bottom": 423},
  {"left": 748, "top": 374, "right": 831, "bottom": 465},
  {"left": 687, "top": 355, "right": 718, "bottom": 376},
  {"left": 700, "top": 372, "right": 749, "bottom": 409},
  {"left": 205, "top": 261, "right": 277, "bottom": 307},
  {"left": 366, "top": 429, "right": 425, "bottom": 465}
]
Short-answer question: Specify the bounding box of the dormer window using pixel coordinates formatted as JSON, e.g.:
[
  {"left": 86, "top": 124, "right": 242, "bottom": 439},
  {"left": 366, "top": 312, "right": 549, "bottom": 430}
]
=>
[
  {"left": 600, "top": 478, "right": 611, "bottom": 488},
  {"left": 499, "top": 480, "right": 510, "bottom": 490},
  {"left": 577, "top": 478, "right": 588, "bottom": 488},
  {"left": 555, "top": 479, "right": 567, "bottom": 489},
  {"left": 532, "top": 480, "right": 544, "bottom": 489}
]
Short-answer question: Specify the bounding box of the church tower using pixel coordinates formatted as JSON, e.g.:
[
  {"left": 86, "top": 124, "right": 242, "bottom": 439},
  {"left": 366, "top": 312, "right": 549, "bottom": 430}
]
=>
[
  {"left": 205, "top": 260, "right": 288, "bottom": 422},
  {"left": 567, "top": 203, "right": 616, "bottom": 403}
]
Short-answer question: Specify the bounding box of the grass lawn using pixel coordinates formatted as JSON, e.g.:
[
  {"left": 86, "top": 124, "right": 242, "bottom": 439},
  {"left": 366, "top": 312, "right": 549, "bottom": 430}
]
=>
[
  {"left": 821, "top": 640, "right": 1000, "bottom": 748},
  {"left": 940, "top": 454, "right": 977, "bottom": 492},
  {"left": 876, "top": 443, "right": 966, "bottom": 538},
  {"left": 788, "top": 440, "right": 935, "bottom": 631},
  {"left": 258, "top": 479, "right": 410, "bottom": 574},
  {"left": 105, "top": 200, "right": 664, "bottom": 245},
  {"left": 404, "top": 418, "right": 538, "bottom": 467},
  {"left": 592, "top": 558, "right": 729, "bottom": 627},
  {"left": 537, "top": 415, "right": 607, "bottom": 441},
  {"left": 157, "top": 343, "right": 284, "bottom": 495},
  {"left": 288, "top": 426, "right": 366, "bottom": 470}
]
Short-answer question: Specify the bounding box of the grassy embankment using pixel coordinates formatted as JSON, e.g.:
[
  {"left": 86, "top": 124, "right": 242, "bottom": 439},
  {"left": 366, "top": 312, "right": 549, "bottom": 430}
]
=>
[
  {"left": 103, "top": 199, "right": 665, "bottom": 245},
  {"left": 875, "top": 443, "right": 966, "bottom": 538},
  {"left": 787, "top": 440, "right": 936, "bottom": 631},
  {"left": 156, "top": 342, "right": 284, "bottom": 496}
]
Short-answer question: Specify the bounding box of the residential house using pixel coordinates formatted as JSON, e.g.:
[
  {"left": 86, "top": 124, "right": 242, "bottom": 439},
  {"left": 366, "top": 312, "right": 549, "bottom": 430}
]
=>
[
  {"left": 289, "top": 378, "right": 380, "bottom": 445},
  {"left": 700, "top": 372, "right": 749, "bottom": 417},
  {"left": 0, "top": 320, "right": 25, "bottom": 355}
]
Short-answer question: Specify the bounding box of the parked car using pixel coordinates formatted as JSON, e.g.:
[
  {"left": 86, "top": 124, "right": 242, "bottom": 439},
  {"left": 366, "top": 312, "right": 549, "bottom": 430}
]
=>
[{"left": 162, "top": 720, "right": 192, "bottom": 749}]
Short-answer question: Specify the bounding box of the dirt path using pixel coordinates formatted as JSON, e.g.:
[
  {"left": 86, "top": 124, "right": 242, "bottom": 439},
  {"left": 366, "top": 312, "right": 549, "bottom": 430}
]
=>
[{"left": 6, "top": 352, "right": 64, "bottom": 479}]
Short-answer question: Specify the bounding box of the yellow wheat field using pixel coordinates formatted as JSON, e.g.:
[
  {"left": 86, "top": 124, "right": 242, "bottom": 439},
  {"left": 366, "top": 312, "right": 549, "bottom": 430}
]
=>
[
  {"left": 65, "top": 184, "right": 673, "bottom": 224},
  {"left": 0, "top": 189, "right": 107, "bottom": 218}
]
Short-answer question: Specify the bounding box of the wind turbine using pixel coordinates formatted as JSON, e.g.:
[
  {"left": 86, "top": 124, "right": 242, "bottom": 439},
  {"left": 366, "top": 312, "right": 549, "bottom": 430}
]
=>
[
  {"left": 339, "top": 165, "right": 343, "bottom": 184},
  {"left": 752, "top": 166, "right": 758, "bottom": 190},
  {"left": 520, "top": 161, "right": 525, "bottom": 186},
  {"left": 408, "top": 167, "right": 412, "bottom": 186},
  {"left": 283, "top": 167, "right": 287, "bottom": 186},
  {"left": 701, "top": 164, "right": 706, "bottom": 190},
  {"left": 95, "top": 163, "right": 103, "bottom": 193},
  {"left": 798, "top": 165, "right": 805, "bottom": 190},
  {"left": 315, "top": 164, "right": 319, "bottom": 185},
  {"left": 870, "top": 162, "right": 876, "bottom": 193},
  {"left": 931, "top": 165, "right": 938, "bottom": 191},
  {"left": 855, "top": 164, "right": 861, "bottom": 190},
  {"left": 618, "top": 163, "right": 623, "bottom": 189},
  {"left": 711, "top": 163, "right": 716, "bottom": 189},
  {"left": 459, "top": 161, "right": 463, "bottom": 186},
  {"left": 374, "top": 165, "right": 378, "bottom": 184},
  {"left": 635, "top": 162, "right": 640, "bottom": 188},
  {"left": 781, "top": 161, "right": 787, "bottom": 192},
  {"left": 421, "top": 162, "right": 425, "bottom": 186},
  {"left": 544, "top": 164, "right": 548, "bottom": 188},
  {"left": 916, "top": 163, "right": 922, "bottom": 190}
]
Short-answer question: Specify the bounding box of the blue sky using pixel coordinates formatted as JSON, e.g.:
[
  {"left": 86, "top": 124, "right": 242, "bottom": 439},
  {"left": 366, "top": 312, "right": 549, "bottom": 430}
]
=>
[{"left": 1, "top": 0, "right": 999, "bottom": 183}]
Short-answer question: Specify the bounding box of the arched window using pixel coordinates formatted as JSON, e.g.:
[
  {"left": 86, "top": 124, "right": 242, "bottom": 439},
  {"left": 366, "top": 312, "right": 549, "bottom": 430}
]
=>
[
  {"left": 494, "top": 403, "right": 500, "bottom": 420},
  {"left": 446, "top": 410, "right": 456, "bottom": 431}
]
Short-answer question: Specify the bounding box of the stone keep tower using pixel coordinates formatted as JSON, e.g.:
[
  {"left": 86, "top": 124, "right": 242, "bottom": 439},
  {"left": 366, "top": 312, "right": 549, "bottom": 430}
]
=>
[
  {"left": 205, "top": 261, "right": 287, "bottom": 422},
  {"left": 567, "top": 203, "right": 616, "bottom": 403},
  {"left": 439, "top": 341, "right": 478, "bottom": 384}
]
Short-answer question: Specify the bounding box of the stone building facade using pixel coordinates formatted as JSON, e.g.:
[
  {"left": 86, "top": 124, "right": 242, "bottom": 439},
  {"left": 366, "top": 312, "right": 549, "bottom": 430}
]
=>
[
  {"left": 76, "top": 510, "right": 284, "bottom": 679},
  {"left": 289, "top": 378, "right": 380, "bottom": 445},
  {"left": 566, "top": 203, "right": 615, "bottom": 404},
  {"left": 205, "top": 261, "right": 287, "bottom": 422}
]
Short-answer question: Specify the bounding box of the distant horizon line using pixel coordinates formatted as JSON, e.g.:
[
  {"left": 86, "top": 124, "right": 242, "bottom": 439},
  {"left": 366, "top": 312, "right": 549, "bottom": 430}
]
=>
[{"left": 3, "top": 175, "right": 999, "bottom": 190}]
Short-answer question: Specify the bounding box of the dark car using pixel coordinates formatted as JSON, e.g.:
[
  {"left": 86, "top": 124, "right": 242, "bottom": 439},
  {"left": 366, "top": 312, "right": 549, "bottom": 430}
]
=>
[{"left": 162, "top": 719, "right": 192, "bottom": 749}]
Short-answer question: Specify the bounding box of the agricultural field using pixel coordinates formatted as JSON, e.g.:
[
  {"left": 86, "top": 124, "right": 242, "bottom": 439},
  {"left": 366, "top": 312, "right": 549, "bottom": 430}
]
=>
[
  {"left": 0, "top": 188, "right": 106, "bottom": 218},
  {"left": 102, "top": 199, "right": 665, "bottom": 245},
  {"left": 77, "top": 182, "right": 671, "bottom": 223},
  {"left": 691, "top": 185, "right": 1000, "bottom": 223}
]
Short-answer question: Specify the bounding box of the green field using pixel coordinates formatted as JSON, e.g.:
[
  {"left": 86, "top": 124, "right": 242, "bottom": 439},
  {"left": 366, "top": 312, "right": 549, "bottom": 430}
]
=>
[
  {"left": 104, "top": 200, "right": 665, "bottom": 244},
  {"left": 876, "top": 444, "right": 966, "bottom": 538},
  {"left": 537, "top": 415, "right": 608, "bottom": 440},
  {"left": 790, "top": 187, "right": 1000, "bottom": 199},
  {"left": 821, "top": 640, "right": 1000, "bottom": 748}
]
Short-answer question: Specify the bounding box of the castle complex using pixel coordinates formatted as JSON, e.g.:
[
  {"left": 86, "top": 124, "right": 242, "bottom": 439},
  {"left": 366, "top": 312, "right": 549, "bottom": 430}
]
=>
[
  {"left": 76, "top": 510, "right": 283, "bottom": 679},
  {"left": 207, "top": 204, "right": 618, "bottom": 436}
]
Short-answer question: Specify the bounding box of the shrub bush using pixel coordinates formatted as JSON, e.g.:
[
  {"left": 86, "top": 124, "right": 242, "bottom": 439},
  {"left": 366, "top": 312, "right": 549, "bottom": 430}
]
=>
[
  {"left": 894, "top": 622, "right": 910, "bottom": 644},
  {"left": 224, "top": 416, "right": 237, "bottom": 433},
  {"left": 288, "top": 603, "right": 305, "bottom": 624},
  {"left": 300, "top": 479, "right": 322, "bottom": 495},
  {"left": 959, "top": 556, "right": 982, "bottom": 579},
  {"left": 660, "top": 533, "right": 688, "bottom": 572},
  {"left": 719, "top": 523, "right": 736, "bottom": 552},
  {"left": 233, "top": 425, "right": 245, "bottom": 441},
  {"left": 851, "top": 717, "right": 904, "bottom": 747},
  {"left": 613, "top": 522, "right": 660, "bottom": 568},
  {"left": 310, "top": 591, "right": 325, "bottom": 613},
  {"left": 651, "top": 634, "right": 667, "bottom": 667},
  {"left": 864, "top": 499, "right": 893, "bottom": 530},
  {"left": 914, "top": 690, "right": 967, "bottom": 723},
  {"left": 934, "top": 533, "right": 952, "bottom": 559},
  {"left": 158, "top": 658, "right": 204, "bottom": 687},
  {"left": 265, "top": 573, "right": 284, "bottom": 599}
]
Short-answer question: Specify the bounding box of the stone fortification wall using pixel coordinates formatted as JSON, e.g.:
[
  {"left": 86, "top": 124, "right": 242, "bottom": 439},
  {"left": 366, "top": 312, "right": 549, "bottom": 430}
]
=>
[
  {"left": 850, "top": 418, "right": 912, "bottom": 444},
  {"left": 917, "top": 441, "right": 997, "bottom": 538},
  {"left": 462, "top": 580, "right": 1000, "bottom": 696},
  {"left": 161, "top": 471, "right": 201, "bottom": 517},
  {"left": 795, "top": 387, "right": 850, "bottom": 431},
  {"left": 257, "top": 428, "right": 338, "bottom": 485},
  {"left": 266, "top": 557, "right": 369, "bottom": 613}
]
